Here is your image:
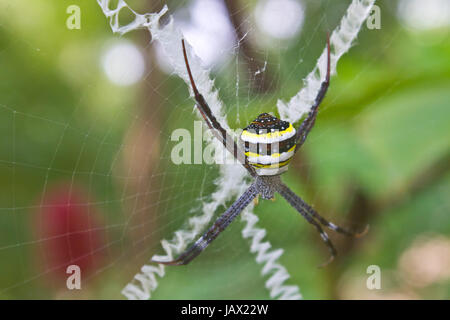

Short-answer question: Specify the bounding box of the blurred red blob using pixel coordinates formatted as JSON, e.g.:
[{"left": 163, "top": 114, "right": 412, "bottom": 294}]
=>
[{"left": 34, "top": 183, "right": 107, "bottom": 287}]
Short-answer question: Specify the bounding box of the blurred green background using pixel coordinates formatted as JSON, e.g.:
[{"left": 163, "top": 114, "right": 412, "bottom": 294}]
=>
[{"left": 0, "top": 0, "right": 448, "bottom": 299}]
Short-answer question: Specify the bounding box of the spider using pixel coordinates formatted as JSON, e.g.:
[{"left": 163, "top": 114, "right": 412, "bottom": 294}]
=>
[{"left": 152, "top": 37, "right": 368, "bottom": 267}]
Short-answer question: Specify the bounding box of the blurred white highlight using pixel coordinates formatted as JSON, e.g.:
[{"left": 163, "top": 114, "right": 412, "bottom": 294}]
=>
[
  {"left": 155, "top": 0, "right": 235, "bottom": 72},
  {"left": 255, "top": 0, "right": 304, "bottom": 40},
  {"left": 397, "top": 0, "right": 450, "bottom": 31},
  {"left": 101, "top": 41, "right": 145, "bottom": 86},
  {"left": 186, "top": 0, "right": 235, "bottom": 67}
]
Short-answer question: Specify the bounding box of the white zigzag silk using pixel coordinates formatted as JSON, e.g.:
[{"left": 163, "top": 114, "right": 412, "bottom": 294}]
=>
[{"left": 97, "top": 0, "right": 376, "bottom": 300}]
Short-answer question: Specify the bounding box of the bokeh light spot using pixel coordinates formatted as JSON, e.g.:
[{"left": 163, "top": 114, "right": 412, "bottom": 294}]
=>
[
  {"left": 397, "top": 0, "right": 450, "bottom": 31},
  {"left": 255, "top": 0, "right": 304, "bottom": 40},
  {"left": 102, "top": 41, "right": 145, "bottom": 86}
]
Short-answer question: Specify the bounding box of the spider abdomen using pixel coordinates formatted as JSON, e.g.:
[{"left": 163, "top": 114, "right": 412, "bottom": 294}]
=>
[{"left": 241, "top": 113, "right": 297, "bottom": 176}]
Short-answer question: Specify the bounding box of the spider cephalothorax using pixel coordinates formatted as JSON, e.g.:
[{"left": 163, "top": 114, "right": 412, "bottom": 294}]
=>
[{"left": 152, "top": 38, "right": 367, "bottom": 267}]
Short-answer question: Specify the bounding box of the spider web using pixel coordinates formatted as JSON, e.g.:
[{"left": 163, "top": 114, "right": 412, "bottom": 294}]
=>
[
  {"left": 0, "top": 0, "right": 379, "bottom": 299},
  {"left": 99, "top": 0, "right": 375, "bottom": 300}
]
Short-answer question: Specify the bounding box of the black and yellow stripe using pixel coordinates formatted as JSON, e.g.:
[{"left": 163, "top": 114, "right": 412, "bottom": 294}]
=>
[
  {"left": 240, "top": 113, "right": 297, "bottom": 176},
  {"left": 248, "top": 158, "right": 293, "bottom": 169}
]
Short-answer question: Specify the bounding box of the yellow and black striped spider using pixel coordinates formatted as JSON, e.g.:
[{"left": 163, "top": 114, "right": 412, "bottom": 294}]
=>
[{"left": 153, "top": 38, "right": 368, "bottom": 267}]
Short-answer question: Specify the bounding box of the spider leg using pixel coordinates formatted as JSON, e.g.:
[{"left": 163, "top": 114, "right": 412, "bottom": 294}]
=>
[
  {"left": 181, "top": 39, "right": 257, "bottom": 177},
  {"left": 152, "top": 183, "right": 258, "bottom": 266},
  {"left": 277, "top": 183, "right": 336, "bottom": 267},
  {"left": 295, "top": 34, "right": 331, "bottom": 151},
  {"left": 286, "top": 190, "right": 369, "bottom": 238}
]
